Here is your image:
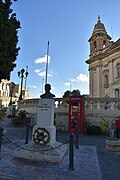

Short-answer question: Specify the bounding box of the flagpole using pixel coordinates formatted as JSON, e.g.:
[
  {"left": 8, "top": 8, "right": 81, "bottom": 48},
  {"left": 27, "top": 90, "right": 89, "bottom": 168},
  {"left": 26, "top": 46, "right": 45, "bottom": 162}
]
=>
[{"left": 45, "top": 41, "right": 49, "bottom": 85}]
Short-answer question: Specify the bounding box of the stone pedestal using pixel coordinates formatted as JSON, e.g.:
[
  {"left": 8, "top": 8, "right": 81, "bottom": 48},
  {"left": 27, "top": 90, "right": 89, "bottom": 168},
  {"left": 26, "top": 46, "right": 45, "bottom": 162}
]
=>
[
  {"left": 14, "top": 98, "right": 68, "bottom": 163},
  {"left": 32, "top": 99, "right": 56, "bottom": 145}
]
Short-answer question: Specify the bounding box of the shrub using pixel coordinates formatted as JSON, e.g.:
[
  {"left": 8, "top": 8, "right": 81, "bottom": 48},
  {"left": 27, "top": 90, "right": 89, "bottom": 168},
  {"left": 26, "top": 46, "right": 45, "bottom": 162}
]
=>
[
  {"left": 86, "top": 125, "right": 102, "bottom": 135},
  {"left": 84, "top": 120, "right": 91, "bottom": 134},
  {"left": 0, "top": 108, "right": 6, "bottom": 124},
  {"left": 11, "top": 110, "right": 28, "bottom": 126},
  {"left": 99, "top": 117, "right": 110, "bottom": 135}
]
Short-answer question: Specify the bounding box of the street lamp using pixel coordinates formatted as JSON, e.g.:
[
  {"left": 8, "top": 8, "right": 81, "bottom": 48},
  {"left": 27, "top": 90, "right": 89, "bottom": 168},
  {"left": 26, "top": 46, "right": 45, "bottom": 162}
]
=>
[
  {"left": 18, "top": 68, "right": 29, "bottom": 100},
  {"left": 9, "top": 82, "right": 15, "bottom": 105}
]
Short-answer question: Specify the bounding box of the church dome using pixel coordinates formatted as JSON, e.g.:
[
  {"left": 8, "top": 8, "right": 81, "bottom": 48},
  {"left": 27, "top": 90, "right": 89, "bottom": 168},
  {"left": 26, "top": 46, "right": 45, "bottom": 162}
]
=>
[{"left": 92, "top": 16, "right": 107, "bottom": 35}]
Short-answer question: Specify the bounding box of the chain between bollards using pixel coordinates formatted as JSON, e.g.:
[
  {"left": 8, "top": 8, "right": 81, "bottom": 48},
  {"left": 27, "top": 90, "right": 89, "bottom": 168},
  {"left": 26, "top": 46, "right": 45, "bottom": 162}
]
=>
[{"left": 68, "top": 133, "right": 75, "bottom": 171}]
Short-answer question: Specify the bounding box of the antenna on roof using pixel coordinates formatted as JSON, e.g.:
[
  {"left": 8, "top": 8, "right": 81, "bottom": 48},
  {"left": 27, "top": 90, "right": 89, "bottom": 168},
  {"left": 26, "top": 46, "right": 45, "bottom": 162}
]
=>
[{"left": 111, "top": 26, "right": 113, "bottom": 39}]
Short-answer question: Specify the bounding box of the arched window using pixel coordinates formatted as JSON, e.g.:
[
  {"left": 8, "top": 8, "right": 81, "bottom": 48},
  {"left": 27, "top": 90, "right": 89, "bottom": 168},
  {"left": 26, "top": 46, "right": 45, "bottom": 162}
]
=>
[
  {"left": 103, "top": 40, "right": 106, "bottom": 48},
  {"left": 93, "top": 41, "right": 97, "bottom": 50},
  {"left": 116, "top": 63, "right": 120, "bottom": 77},
  {"left": 117, "top": 67, "right": 120, "bottom": 77},
  {"left": 115, "top": 88, "right": 120, "bottom": 109},
  {"left": 115, "top": 88, "right": 119, "bottom": 98}
]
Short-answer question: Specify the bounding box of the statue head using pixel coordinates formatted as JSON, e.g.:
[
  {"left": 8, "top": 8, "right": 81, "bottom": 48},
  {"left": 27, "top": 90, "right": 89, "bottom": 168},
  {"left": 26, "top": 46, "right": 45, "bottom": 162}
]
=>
[{"left": 45, "top": 84, "right": 51, "bottom": 93}]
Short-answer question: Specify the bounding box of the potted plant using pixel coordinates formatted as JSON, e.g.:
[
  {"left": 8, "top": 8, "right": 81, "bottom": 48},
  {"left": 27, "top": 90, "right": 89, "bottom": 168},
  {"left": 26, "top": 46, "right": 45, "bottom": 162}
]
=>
[{"left": 106, "top": 136, "right": 120, "bottom": 153}]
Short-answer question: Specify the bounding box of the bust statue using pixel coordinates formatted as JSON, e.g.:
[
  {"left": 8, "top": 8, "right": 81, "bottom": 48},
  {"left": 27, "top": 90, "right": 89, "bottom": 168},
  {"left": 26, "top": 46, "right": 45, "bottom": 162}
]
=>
[{"left": 40, "top": 84, "right": 55, "bottom": 99}]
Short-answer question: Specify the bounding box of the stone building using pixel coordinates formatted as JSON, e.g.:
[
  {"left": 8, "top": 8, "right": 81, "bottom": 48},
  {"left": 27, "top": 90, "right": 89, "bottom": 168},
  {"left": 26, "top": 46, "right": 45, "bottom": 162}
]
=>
[
  {"left": 86, "top": 16, "right": 120, "bottom": 99},
  {"left": 12, "top": 84, "right": 29, "bottom": 103},
  {"left": 0, "top": 79, "right": 10, "bottom": 107},
  {"left": 0, "top": 80, "right": 29, "bottom": 108}
]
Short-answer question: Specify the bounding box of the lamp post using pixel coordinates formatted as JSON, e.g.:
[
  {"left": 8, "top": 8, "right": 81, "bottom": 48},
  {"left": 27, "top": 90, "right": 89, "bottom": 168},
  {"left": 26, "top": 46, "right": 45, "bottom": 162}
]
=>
[
  {"left": 18, "top": 68, "right": 29, "bottom": 100},
  {"left": 9, "top": 82, "right": 15, "bottom": 105}
]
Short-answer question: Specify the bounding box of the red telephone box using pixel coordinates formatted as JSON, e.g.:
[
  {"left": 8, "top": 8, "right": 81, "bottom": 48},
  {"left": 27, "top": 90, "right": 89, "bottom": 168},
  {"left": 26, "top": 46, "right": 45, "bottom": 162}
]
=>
[{"left": 68, "top": 95, "right": 84, "bottom": 134}]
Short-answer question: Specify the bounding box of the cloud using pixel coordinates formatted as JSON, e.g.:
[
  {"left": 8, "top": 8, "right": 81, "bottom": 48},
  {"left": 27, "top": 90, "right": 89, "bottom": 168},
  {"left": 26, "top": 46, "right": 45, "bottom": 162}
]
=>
[
  {"left": 34, "top": 55, "right": 51, "bottom": 64},
  {"left": 35, "top": 68, "right": 53, "bottom": 77},
  {"left": 51, "top": 85, "right": 54, "bottom": 90},
  {"left": 29, "top": 85, "right": 37, "bottom": 88},
  {"left": 71, "top": 73, "right": 89, "bottom": 82},
  {"left": 64, "top": 82, "right": 71, "bottom": 86}
]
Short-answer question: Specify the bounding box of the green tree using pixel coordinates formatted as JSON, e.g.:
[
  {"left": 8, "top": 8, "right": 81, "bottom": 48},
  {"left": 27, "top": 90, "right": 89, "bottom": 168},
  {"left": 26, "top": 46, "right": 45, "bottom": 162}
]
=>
[
  {"left": 0, "top": 0, "right": 20, "bottom": 81},
  {"left": 62, "top": 90, "right": 71, "bottom": 98},
  {"left": 71, "top": 89, "right": 80, "bottom": 96},
  {"left": 62, "top": 89, "right": 80, "bottom": 98},
  {"left": 62, "top": 89, "right": 81, "bottom": 105}
]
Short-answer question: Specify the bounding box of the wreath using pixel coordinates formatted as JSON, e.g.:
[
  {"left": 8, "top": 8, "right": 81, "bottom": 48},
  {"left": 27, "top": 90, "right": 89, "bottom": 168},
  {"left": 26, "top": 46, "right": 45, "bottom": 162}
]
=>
[{"left": 33, "top": 128, "right": 50, "bottom": 145}]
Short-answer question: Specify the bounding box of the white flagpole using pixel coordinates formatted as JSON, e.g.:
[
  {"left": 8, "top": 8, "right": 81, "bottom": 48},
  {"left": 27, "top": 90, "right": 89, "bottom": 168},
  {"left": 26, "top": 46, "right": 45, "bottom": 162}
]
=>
[{"left": 45, "top": 41, "right": 49, "bottom": 85}]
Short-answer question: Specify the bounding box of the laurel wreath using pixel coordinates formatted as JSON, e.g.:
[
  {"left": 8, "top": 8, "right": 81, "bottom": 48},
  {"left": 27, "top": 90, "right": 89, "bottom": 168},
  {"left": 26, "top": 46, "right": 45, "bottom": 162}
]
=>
[{"left": 33, "top": 128, "right": 50, "bottom": 145}]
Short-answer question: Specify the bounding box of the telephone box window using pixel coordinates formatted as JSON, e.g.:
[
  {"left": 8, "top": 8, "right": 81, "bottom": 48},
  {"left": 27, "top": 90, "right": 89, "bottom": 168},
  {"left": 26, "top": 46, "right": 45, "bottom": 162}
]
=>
[{"left": 68, "top": 96, "right": 84, "bottom": 134}]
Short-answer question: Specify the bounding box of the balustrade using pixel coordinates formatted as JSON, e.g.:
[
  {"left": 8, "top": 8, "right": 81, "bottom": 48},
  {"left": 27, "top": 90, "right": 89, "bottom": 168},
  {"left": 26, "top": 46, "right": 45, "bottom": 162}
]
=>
[
  {"left": 18, "top": 97, "right": 120, "bottom": 112},
  {"left": 17, "top": 97, "right": 120, "bottom": 130}
]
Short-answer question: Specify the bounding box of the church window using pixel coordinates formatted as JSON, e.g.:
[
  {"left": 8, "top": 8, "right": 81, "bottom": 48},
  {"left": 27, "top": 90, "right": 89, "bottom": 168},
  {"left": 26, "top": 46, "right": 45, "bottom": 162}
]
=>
[
  {"left": 93, "top": 41, "right": 97, "bottom": 50},
  {"left": 116, "top": 63, "right": 120, "bottom": 77},
  {"left": 115, "top": 89, "right": 119, "bottom": 98},
  {"left": 117, "top": 68, "right": 120, "bottom": 77},
  {"left": 103, "top": 40, "right": 106, "bottom": 48},
  {"left": 117, "top": 67, "right": 120, "bottom": 77},
  {"left": 115, "top": 89, "right": 120, "bottom": 109}
]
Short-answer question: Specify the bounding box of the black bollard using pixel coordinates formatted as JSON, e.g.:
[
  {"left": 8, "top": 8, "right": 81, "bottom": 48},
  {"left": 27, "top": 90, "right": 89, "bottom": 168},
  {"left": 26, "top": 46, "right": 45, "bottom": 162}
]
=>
[
  {"left": 68, "top": 133, "right": 75, "bottom": 171},
  {"left": 75, "top": 127, "right": 79, "bottom": 149},
  {"left": 25, "top": 118, "right": 30, "bottom": 144},
  {"left": 0, "top": 127, "right": 3, "bottom": 155}
]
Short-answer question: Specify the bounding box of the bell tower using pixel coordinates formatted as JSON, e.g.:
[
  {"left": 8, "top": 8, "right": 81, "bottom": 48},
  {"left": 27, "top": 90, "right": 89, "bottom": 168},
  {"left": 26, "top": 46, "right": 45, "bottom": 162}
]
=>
[
  {"left": 89, "top": 16, "right": 111, "bottom": 57},
  {"left": 86, "top": 17, "right": 112, "bottom": 97}
]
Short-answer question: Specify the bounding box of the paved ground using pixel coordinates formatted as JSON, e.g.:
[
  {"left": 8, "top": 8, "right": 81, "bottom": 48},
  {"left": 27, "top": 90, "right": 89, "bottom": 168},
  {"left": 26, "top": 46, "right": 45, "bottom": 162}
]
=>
[{"left": 0, "top": 122, "right": 120, "bottom": 180}]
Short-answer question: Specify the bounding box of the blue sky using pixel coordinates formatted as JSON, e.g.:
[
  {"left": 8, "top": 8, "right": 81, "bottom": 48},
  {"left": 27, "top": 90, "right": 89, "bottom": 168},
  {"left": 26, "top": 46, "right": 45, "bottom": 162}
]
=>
[{"left": 10, "top": 0, "right": 120, "bottom": 98}]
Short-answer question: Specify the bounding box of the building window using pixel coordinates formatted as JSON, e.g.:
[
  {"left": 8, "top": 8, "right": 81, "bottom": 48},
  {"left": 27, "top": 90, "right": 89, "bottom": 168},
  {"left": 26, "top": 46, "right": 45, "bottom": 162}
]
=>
[
  {"left": 116, "top": 63, "right": 120, "bottom": 77},
  {"left": 93, "top": 41, "right": 97, "bottom": 50},
  {"left": 115, "top": 89, "right": 120, "bottom": 109},
  {"left": 115, "top": 89, "right": 119, "bottom": 98},
  {"left": 117, "top": 67, "right": 120, "bottom": 77},
  {"left": 103, "top": 40, "right": 106, "bottom": 48}
]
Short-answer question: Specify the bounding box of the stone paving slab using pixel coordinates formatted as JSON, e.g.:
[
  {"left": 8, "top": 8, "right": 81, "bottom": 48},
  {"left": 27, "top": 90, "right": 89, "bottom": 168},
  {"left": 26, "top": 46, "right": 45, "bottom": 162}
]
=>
[{"left": 0, "top": 144, "right": 102, "bottom": 180}]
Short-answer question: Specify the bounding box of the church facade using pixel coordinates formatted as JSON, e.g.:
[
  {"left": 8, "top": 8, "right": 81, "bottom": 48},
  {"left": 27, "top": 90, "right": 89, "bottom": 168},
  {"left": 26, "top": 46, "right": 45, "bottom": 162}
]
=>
[{"left": 86, "top": 16, "right": 120, "bottom": 99}]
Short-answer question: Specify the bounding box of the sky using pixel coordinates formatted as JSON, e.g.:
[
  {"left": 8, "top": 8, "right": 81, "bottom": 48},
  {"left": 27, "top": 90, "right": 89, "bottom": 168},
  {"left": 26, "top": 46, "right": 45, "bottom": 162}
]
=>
[{"left": 10, "top": 0, "right": 120, "bottom": 98}]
